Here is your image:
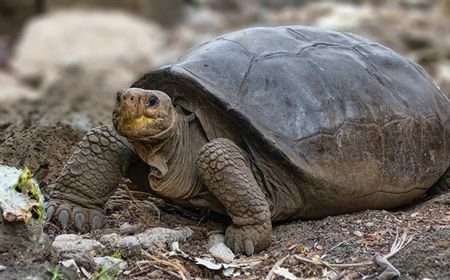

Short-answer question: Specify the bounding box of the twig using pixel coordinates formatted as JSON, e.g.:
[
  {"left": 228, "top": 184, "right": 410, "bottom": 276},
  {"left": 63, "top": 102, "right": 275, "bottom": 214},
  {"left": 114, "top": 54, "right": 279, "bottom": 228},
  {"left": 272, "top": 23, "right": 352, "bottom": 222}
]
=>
[
  {"left": 142, "top": 250, "right": 189, "bottom": 280},
  {"left": 130, "top": 262, "right": 182, "bottom": 278},
  {"left": 294, "top": 231, "right": 414, "bottom": 270},
  {"left": 265, "top": 255, "right": 288, "bottom": 280},
  {"left": 328, "top": 237, "right": 354, "bottom": 252},
  {"left": 120, "top": 182, "right": 135, "bottom": 202},
  {"left": 294, "top": 255, "right": 372, "bottom": 268}
]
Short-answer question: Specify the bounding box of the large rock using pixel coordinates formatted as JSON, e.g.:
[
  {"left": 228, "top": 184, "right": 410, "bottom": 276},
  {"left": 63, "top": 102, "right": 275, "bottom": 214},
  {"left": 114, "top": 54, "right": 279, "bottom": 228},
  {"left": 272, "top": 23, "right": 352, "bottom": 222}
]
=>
[
  {"left": 11, "top": 9, "right": 167, "bottom": 88},
  {"left": 0, "top": 71, "right": 38, "bottom": 103}
]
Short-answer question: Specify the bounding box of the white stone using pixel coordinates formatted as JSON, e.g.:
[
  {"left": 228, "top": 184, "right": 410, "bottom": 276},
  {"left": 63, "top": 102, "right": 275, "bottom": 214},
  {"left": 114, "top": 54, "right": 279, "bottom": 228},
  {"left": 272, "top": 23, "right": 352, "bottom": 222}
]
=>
[
  {"left": 94, "top": 256, "right": 127, "bottom": 272},
  {"left": 207, "top": 233, "right": 225, "bottom": 248},
  {"left": 52, "top": 234, "right": 103, "bottom": 257},
  {"left": 208, "top": 243, "right": 235, "bottom": 262},
  {"left": 98, "top": 227, "right": 192, "bottom": 257},
  {"left": 136, "top": 227, "right": 193, "bottom": 251}
]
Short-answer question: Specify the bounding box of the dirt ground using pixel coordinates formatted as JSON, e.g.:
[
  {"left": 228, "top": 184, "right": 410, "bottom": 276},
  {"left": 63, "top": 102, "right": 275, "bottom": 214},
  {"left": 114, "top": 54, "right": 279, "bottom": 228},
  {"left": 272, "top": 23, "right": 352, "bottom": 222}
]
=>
[{"left": 102, "top": 187, "right": 450, "bottom": 279}]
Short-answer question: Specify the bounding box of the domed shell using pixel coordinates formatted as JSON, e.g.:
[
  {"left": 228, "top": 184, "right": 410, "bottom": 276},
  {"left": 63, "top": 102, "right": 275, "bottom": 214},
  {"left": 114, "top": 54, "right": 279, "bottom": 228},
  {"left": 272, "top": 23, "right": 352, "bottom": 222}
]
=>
[{"left": 133, "top": 26, "right": 450, "bottom": 182}]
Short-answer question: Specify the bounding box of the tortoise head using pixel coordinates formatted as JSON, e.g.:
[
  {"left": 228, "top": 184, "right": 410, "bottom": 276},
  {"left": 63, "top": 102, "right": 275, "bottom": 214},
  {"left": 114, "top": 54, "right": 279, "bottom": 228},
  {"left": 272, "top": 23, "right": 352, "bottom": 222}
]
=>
[{"left": 113, "top": 88, "right": 176, "bottom": 141}]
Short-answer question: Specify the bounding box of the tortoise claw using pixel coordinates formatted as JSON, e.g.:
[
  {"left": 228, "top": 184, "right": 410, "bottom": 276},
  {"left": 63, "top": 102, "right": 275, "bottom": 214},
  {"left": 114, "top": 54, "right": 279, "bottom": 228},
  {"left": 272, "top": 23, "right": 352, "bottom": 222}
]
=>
[
  {"left": 225, "top": 222, "right": 272, "bottom": 256},
  {"left": 91, "top": 215, "right": 103, "bottom": 230},
  {"left": 45, "top": 199, "right": 105, "bottom": 232},
  {"left": 244, "top": 239, "right": 255, "bottom": 256},
  {"left": 74, "top": 212, "right": 86, "bottom": 232},
  {"left": 58, "top": 210, "right": 70, "bottom": 229},
  {"left": 46, "top": 205, "right": 55, "bottom": 221}
]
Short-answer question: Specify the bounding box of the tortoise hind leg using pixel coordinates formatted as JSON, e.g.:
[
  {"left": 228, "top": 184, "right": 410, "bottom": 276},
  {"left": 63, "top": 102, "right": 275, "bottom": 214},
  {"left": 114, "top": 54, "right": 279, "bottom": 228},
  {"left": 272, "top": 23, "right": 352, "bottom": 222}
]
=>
[{"left": 428, "top": 167, "right": 450, "bottom": 196}]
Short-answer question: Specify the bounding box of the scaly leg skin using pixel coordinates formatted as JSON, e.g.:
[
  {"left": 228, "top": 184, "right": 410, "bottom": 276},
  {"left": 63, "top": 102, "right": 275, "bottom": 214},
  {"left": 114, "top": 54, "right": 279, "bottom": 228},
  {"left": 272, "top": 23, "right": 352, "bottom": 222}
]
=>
[
  {"left": 46, "top": 125, "right": 137, "bottom": 231},
  {"left": 196, "top": 138, "right": 272, "bottom": 256}
]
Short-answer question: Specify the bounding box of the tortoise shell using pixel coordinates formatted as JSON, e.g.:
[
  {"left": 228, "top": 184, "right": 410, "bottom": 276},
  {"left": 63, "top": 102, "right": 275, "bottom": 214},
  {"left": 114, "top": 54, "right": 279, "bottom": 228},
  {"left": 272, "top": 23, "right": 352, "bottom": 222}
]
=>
[{"left": 133, "top": 26, "right": 450, "bottom": 215}]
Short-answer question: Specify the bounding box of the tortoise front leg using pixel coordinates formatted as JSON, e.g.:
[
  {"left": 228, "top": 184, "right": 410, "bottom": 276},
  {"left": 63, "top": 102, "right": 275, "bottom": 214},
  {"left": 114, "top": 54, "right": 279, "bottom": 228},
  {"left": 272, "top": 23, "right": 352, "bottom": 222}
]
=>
[
  {"left": 46, "top": 125, "right": 137, "bottom": 231},
  {"left": 196, "top": 138, "right": 272, "bottom": 255}
]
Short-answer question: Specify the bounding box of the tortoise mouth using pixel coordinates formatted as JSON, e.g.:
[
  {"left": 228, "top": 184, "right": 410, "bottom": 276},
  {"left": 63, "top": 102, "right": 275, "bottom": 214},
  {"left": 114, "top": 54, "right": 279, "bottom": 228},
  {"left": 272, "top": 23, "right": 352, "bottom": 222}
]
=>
[
  {"left": 113, "top": 110, "right": 176, "bottom": 141},
  {"left": 112, "top": 88, "right": 176, "bottom": 141}
]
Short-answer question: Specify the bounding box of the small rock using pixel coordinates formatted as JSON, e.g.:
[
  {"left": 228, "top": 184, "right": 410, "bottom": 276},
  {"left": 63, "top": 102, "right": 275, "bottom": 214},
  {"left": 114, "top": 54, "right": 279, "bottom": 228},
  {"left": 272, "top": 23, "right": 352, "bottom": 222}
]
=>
[
  {"left": 52, "top": 234, "right": 103, "bottom": 257},
  {"left": 112, "top": 236, "right": 141, "bottom": 257},
  {"left": 68, "top": 253, "right": 96, "bottom": 271},
  {"left": 119, "top": 222, "right": 139, "bottom": 235},
  {"left": 209, "top": 243, "right": 235, "bottom": 262},
  {"left": 207, "top": 234, "right": 225, "bottom": 248},
  {"left": 365, "top": 222, "right": 374, "bottom": 227},
  {"left": 99, "top": 233, "right": 120, "bottom": 246},
  {"left": 410, "top": 212, "right": 420, "bottom": 218},
  {"left": 60, "top": 259, "right": 79, "bottom": 272},
  {"left": 353, "top": 230, "right": 364, "bottom": 237},
  {"left": 0, "top": 264, "right": 5, "bottom": 271},
  {"left": 136, "top": 227, "right": 193, "bottom": 251},
  {"left": 94, "top": 256, "right": 127, "bottom": 273},
  {"left": 98, "top": 227, "right": 193, "bottom": 258}
]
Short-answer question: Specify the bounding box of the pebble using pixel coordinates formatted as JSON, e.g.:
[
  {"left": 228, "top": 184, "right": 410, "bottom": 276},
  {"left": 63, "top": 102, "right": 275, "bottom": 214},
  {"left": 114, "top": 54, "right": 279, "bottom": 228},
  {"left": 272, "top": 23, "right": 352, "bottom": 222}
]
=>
[
  {"left": 119, "top": 222, "right": 139, "bottom": 235},
  {"left": 209, "top": 243, "right": 235, "bottom": 262},
  {"left": 94, "top": 256, "right": 127, "bottom": 272},
  {"left": 353, "top": 230, "right": 364, "bottom": 237},
  {"left": 207, "top": 234, "right": 225, "bottom": 248},
  {"left": 0, "top": 265, "right": 5, "bottom": 272}
]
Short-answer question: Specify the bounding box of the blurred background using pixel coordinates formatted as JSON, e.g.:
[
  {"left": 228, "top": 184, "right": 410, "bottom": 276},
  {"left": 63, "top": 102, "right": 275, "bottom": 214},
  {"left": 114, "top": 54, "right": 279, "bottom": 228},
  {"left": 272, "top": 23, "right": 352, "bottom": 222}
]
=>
[{"left": 1, "top": 0, "right": 450, "bottom": 179}]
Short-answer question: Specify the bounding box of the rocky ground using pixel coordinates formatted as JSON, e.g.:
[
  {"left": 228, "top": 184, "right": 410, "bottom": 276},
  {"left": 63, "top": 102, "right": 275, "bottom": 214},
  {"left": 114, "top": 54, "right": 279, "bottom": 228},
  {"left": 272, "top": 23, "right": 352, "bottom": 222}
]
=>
[{"left": 1, "top": 1, "right": 450, "bottom": 279}]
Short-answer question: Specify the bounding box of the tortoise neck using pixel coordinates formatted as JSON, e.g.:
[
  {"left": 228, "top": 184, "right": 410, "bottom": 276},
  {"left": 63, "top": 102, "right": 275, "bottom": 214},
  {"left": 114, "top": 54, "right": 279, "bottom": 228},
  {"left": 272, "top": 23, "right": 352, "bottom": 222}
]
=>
[
  {"left": 131, "top": 114, "right": 181, "bottom": 178},
  {"left": 133, "top": 111, "right": 205, "bottom": 199}
]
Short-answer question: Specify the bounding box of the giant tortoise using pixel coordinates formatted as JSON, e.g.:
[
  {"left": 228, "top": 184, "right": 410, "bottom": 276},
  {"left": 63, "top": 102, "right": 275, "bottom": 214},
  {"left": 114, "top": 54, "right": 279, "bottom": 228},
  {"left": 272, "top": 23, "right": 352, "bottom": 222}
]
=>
[{"left": 46, "top": 26, "right": 450, "bottom": 255}]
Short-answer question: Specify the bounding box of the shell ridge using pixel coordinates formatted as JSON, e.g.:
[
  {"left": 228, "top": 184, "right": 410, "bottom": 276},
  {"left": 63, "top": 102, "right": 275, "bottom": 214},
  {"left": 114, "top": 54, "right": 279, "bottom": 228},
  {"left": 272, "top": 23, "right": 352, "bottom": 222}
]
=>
[
  {"left": 235, "top": 57, "right": 257, "bottom": 103},
  {"left": 294, "top": 114, "right": 438, "bottom": 145},
  {"left": 219, "top": 37, "right": 254, "bottom": 57},
  {"left": 177, "top": 39, "right": 216, "bottom": 62},
  {"left": 303, "top": 57, "right": 347, "bottom": 125},
  {"left": 406, "top": 60, "right": 450, "bottom": 122},
  {"left": 350, "top": 46, "right": 415, "bottom": 116},
  {"left": 285, "top": 27, "right": 311, "bottom": 42},
  {"left": 296, "top": 42, "right": 348, "bottom": 54}
]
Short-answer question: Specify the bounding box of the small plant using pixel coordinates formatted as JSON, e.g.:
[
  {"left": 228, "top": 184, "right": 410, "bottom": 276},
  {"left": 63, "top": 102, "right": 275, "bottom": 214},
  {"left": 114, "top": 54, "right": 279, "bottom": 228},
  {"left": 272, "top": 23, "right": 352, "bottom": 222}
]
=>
[
  {"left": 45, "top": 265, "right": 65, "bottom": 280},
  {"left": 111, "top": 251, "right": 122, "bottom": 259},
  {"left": 89, "top": 264, "right": 119, "bottom": 280}
]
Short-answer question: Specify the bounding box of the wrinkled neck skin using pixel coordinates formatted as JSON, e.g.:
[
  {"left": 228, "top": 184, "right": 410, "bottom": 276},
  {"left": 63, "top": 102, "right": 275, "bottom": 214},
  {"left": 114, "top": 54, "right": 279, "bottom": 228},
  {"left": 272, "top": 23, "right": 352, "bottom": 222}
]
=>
[{"left": 130, "top": 111, "right": 205, "bottom": 200}]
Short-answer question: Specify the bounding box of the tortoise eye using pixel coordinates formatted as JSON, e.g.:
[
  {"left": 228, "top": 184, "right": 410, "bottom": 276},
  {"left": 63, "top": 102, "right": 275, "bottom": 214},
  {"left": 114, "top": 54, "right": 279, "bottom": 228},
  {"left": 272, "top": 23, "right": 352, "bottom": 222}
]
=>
[{"left": 147, "top": 96, "right": 159, "bottom": 108}]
